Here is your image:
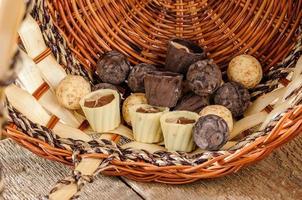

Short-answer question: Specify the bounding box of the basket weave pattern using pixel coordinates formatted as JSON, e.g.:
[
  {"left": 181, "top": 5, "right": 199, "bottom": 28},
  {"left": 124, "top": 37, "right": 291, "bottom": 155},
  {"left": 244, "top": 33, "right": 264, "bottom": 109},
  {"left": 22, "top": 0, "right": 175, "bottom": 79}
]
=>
[
  {"left": 48, "top": 0, "right": 302, "bottom": 72},
  {"left": 3, "top": 0, "right": 302, "bottom": 192}
]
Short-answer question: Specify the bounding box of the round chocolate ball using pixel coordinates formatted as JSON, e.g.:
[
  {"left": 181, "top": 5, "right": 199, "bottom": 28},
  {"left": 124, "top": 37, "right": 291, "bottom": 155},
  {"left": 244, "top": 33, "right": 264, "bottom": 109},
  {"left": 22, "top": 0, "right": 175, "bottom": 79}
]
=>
[
  {"left": 193, "top": 115, "right": 229, "bottom": 151},
  {"left": 214, "top": 82, "right": 251, "bottom": 117},
  {"left": 127, "top": 63, "right": 157, "bottom": 92},
  {"left": 186, "top": 59, "right": 222, "bottom": 96},
  {"left": 92, "top": 83, "right": 118, "bottom": 92},
  {"left": 96, "top": 51, "right": 130, "bottom": 85}
]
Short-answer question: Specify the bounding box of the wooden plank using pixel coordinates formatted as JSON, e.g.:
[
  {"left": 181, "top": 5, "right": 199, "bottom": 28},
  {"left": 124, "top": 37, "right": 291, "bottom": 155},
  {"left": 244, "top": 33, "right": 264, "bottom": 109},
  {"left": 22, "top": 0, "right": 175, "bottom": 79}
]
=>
[
  {"left": 123, "top": 135, "right": 302, "bottom": 200},
  {"left": 0, "top": 139, "right": 141, "bottom": 200}
]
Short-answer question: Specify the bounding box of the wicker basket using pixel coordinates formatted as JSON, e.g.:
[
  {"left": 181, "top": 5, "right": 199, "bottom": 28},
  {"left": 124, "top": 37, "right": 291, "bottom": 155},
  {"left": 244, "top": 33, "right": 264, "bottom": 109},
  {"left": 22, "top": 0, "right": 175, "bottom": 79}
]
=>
[{"left": 3, "top": 0, "right": 302, "bottom": 198}]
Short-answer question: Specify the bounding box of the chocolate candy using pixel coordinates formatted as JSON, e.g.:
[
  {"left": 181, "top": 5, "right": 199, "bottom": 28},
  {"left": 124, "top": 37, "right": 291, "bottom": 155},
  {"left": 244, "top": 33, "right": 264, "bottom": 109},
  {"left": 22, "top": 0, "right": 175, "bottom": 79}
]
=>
[
  {"left": 144, "top": 71, "right": 183, "bottom": 107},
  {"left": 84, "top": 94, "right": 115, "bottom": 108},
  {"left": 187, "top": 59, "right": 222, "bottom": 96},
  {"left": 127, "top": 63, "right": 157, "bottom": 92},
  {"left": 193, "top": 115, "right": 229, "bottom": 151},
  {"left": 228, "top": 55, "right": 263, "bottom": 89},
  {"left": 214, "top": 82, "right": 251, "bottom": 117},
  {"left": 165, "top": 38, "right": 206, "bottom": 74},
  {"left": 96, "top": 51, "right": 130, "bottom": 85},
  {"left": 92, "top": 83, "right": 118, "bottom": 92},
  {"left": 174, "top": 92, "right": 209, "bottom": 113}
]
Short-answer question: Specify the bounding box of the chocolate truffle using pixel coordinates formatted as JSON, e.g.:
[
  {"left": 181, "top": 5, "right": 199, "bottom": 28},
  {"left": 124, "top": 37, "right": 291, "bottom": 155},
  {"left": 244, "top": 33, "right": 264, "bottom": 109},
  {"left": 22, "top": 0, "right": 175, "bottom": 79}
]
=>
[
  {"left": 214, "top": 82, "right": 251, "bottom": 117},
  {"left": 165, "top": 38, "right": 206, "bottom": 74},
  {"left": 92, "top": 83, "right": 118, "bottom": 92},
  {"left": 199, "top": 105, "right": 233, "bottom": 131},
  {"left": 187, "top": 59, "right": 222, "bottom": 96},
  {"left": 96, "top": 51, "right": 130, "bottom": 85},
  {"left": 127, "top": 63, "right": 157, "bottom": 92},
  {"left": 56, "top": 75, "right": 91, "bottom": 110},
  {"left": 228, "top": 55, "right": 263, "bottom": 89},
  {"left": 174, "top": 92, "right": 209, "bottom": 113},
  {"left": 193, "top": 115, "right": 229, "bottom": 151},
  {"left": 144, "top": 71, "right": 183, "bottom": 108}
]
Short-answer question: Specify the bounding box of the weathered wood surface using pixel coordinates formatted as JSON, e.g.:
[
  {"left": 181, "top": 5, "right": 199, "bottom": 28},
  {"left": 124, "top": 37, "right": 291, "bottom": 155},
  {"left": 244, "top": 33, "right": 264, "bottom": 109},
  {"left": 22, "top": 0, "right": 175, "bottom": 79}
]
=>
[
  {"left": 0, "top": 139, "right": 140, "bottom": 200},
  {"left": 124, "top": 135, "right": 302, "bottom": 200},
  {"left": 0, "top": 135, "right": 302, "bottom": 200}
]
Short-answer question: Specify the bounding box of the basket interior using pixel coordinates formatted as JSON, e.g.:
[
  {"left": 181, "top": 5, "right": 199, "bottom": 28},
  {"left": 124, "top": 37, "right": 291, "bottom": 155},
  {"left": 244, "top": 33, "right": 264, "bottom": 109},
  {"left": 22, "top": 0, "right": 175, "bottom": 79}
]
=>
[{"left": 46, "top": 0, "right": 302, "bottom": 73}]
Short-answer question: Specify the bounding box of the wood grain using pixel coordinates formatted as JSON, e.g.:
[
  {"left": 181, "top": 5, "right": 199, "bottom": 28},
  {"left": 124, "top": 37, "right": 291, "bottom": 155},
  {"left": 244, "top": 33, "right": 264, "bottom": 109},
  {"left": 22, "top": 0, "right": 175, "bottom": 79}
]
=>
[
  {"left": 124, "top": 135, "right": 302, "bottom": 200},
  {"left": 0, "top": 139, "right": 140, "bottom": 200},
  {"left": 0, "top": 135, "right": 301, "bottom": 200}
]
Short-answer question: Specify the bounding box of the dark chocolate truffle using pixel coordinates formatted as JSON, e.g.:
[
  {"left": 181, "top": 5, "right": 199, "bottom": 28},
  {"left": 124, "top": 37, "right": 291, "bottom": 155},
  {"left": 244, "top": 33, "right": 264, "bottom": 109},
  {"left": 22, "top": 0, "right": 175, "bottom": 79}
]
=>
[
  {"left": 96, "top": 51, "right": 130, "bottom": 85},
  {"left": 165, "top": 38, "right": 206, "bottom": 74},
  {"left": 187, "top": 59, "right": 222, "bottom": 96},
  {"left": 174, "top": 92, "right": 209, "bottom": 113},
  {"left": 92, "top": 83, "right": 118, "bottom": 92},
  {"left": 127, "top": 63, "right": 157, "bottom": 92},
  {"left": 214, "top": 82, "right": 251, "bottom": 117},
  {"left": 193, "top": 115, "right": 229, "bottom": 151},
  {"left": 144, "top": 71, "right": 183, "bottom": 107}
]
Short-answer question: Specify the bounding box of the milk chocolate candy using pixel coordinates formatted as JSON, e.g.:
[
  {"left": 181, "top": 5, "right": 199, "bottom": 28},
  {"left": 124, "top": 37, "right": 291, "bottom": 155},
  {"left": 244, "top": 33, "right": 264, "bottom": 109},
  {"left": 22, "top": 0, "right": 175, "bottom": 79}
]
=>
[
  {"left": 193, "top": 115, "right": 229, "bottom": 151},
  {"left": 92, "top": 83, "right": 118, "bottom": 92},
  {"left": 174, "top": 92, "right": 210, "bottom": 113},
  {"left": 187, "top": 59, "right": 222, "bottom": 96},
  {"left": 96, "top": 51, "right": 130, "bottom": 85},
  {"left": 127, "top": 63, "right": 157, "bottom": 92},
  {"left": 214, "top": 82, "right": 251, "bottom": 117},
  {"left": 144, "top": 71, "right": 183, "bottom": 108},
  {"left": 165, "top": 38, "right": 206, "bottom": 74}
]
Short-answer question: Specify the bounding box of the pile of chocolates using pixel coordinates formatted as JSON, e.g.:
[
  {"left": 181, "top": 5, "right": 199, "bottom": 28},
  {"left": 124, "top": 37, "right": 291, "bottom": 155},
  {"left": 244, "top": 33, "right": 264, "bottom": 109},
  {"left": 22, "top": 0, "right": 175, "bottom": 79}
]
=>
[{"left": 55, "top": 38, "right": 263, "bottom": 153}]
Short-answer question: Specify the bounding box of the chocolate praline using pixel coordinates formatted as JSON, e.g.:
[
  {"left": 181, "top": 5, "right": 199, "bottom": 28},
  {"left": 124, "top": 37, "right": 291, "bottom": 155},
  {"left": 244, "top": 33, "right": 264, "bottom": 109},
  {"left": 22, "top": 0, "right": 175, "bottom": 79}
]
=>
[
  {"left": 174, "top": 92, "right": 209, "bottom": 113},
  {"left": 214, "top": 82, "right": 251, "bottom": 117},
  {"left": 193, "top": 115, "right": 229, "bottom": 151},
  {"left": 92, "top": 83, "right": 118, "bottom": 92},
  {"left": 165, "top": 38, "right": 206, "bottom": 74},
  {"left": 127, "top": 63, "right": 157, "bottom": 92},
  {"left": 186, "top": 59, "right": 222, "bottom": 96},
  {"left": 144, "top": 71, "right": 183, "bottom": 107},
  {"left": 96, "top": 51, "right": 130, "bottom": 85}
]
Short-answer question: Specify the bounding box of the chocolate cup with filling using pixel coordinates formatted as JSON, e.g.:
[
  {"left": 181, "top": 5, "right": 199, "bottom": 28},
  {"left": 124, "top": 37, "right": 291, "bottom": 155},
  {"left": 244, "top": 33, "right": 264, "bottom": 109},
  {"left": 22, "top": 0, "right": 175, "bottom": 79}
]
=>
[
  {"left": 160, "top": 111, "right": 200, "bottom": 152},
  {"left": 129, "top": 104, "right": 169, "bottom": 143},
  {"left": 144, "top": 71, "right": 183, "bottom": 108},
  {"left": 80, "top": 89, "right": 121, "bottom": 132},
  {"left": 174, "top": 92, "right": 210, "bottom": 113},
  {"left": 165, "top": 38, "right": 206, "bottom": 74}
]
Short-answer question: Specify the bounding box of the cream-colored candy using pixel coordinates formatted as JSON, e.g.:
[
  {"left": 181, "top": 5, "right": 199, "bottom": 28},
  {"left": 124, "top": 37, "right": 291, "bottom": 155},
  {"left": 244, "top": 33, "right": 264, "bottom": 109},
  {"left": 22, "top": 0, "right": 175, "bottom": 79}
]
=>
[
  {"left": 227, "top": 54, "right": 263, "bottom": 89},
  {"left": 80, "top": 89, "right": 121, "bottom": 132},
  {"left": 130, "top": 104, "right": 168, "bottom": 143},
  {"left": 199, "top": 105, "right": 234, "bottom": 131},
  {"left": 56, "top": 75, "right": 91, "bottom": 110},
  {"left": 122, "top": 93, "right": 147, "bottom": 126},
  {"left": 160, "top": 111, "right": 200, "bottom": 152}
]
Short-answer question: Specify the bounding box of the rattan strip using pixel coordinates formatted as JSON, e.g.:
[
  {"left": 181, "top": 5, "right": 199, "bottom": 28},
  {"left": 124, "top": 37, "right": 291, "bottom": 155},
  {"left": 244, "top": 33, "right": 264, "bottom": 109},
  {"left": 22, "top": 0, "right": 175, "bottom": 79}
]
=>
[{"left": 47, "top": 0, "right": 301, "bottom": 72}]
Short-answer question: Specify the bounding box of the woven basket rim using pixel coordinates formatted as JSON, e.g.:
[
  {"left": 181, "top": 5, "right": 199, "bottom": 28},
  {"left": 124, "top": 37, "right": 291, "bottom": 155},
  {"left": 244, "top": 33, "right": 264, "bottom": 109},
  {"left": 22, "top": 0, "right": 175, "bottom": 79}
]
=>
[{"left": 5, "top": 0, "right": 302, "bottom": 186}]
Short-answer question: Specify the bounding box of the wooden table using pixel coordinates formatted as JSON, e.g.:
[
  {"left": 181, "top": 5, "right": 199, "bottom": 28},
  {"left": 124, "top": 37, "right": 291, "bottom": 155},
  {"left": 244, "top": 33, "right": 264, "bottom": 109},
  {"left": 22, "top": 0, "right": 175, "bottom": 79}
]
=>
[{"left": 0, "top": 136, "right": 302, "bottom": 200}]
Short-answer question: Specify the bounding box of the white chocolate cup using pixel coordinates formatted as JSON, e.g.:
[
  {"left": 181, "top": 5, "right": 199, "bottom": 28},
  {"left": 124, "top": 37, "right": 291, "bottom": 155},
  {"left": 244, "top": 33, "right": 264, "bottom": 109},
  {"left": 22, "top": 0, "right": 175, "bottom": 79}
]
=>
[
  {"left": 160, "top": 111, "right": 200, "bottom": 152},
  {"left": 130, "top": 104, "right": 169, "bottom": 143},
  {"left": 80, "top": 89, "right": 121, "bottom": 132}
]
